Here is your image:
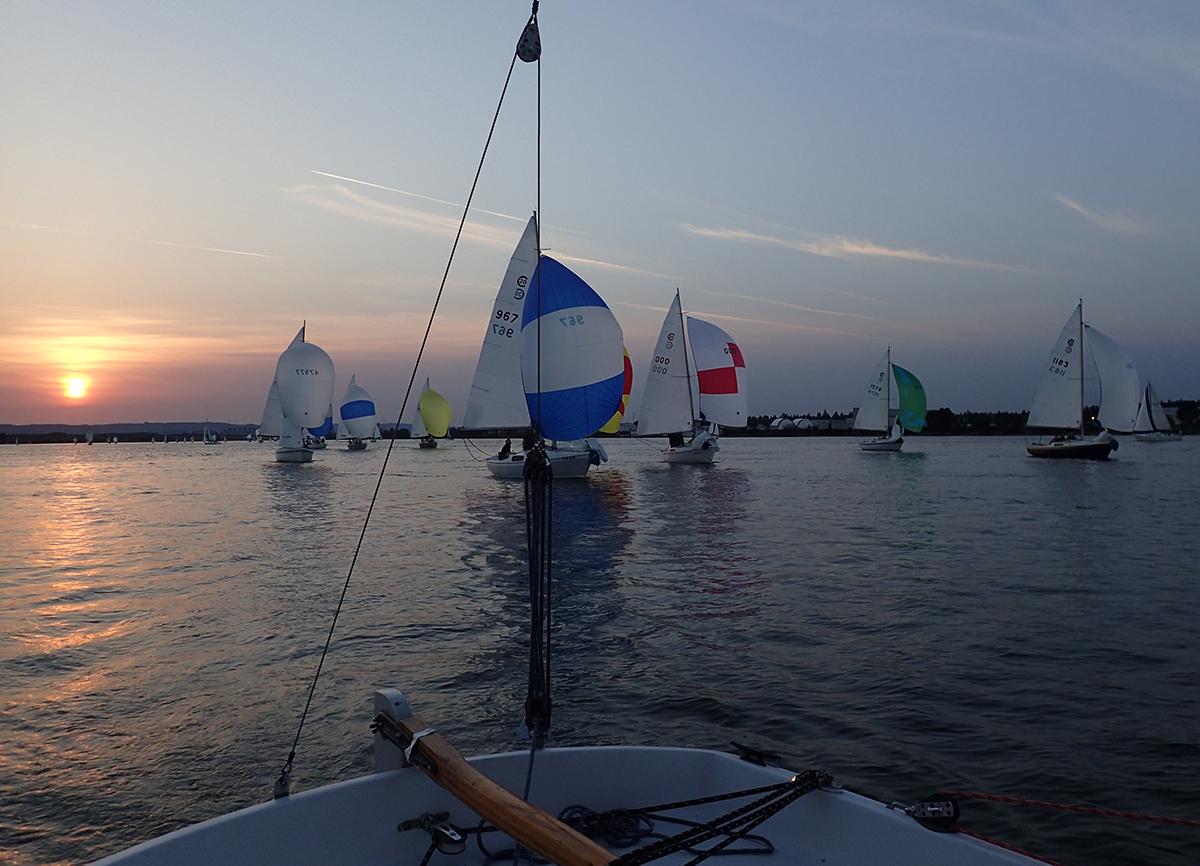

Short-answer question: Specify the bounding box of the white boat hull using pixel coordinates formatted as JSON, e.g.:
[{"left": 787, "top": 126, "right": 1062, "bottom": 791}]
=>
[
  {"left": 95, "top": 743, "right": 1039, "bottom": 866},
  {"left": 274, "top": 446, "right": 314, "bottom": 463},
  {"left": 859, "top": 436, "right": 903, "bottom": 452},
  {"left": 1135, "top": 432, "right": 1182, "bottom": 443},
  {"left": 486, "top": 448, "right": 594, "bottom": 479}
]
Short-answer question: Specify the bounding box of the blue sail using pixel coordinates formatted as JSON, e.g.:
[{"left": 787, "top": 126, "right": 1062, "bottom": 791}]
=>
[
  {"left": 307, "top": 415, "right": 334, "bottom": 437},
  {"left": 520, "top": 256, "right": 625, "bottom": 441}
]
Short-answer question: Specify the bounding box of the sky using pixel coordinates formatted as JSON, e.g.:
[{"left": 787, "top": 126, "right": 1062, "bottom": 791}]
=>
[{"left": 2, "top": 0, "right": 1198, "bottom": 425}]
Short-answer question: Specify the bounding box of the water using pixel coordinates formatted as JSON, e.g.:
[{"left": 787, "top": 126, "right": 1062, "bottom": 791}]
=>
[{"left": 1, "top": 438, "right": 1197, "bottom": 865}]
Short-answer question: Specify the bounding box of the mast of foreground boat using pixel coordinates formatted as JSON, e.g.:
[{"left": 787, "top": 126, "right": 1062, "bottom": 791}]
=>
[
  {"left": 886, "top": 345, "right": 892, "bottom": 436},
  {"left": 677, "top": 288, "right": 697, "bottom": 431}
]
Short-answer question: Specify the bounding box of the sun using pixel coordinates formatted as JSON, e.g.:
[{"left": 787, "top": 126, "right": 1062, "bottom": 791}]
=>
[{"left": 62, "top": 375, "right": 91, "bottom": 400}]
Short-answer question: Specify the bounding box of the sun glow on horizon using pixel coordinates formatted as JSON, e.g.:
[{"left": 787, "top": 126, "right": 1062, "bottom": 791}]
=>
[{"left": 62, "top": 375, "right": 91, "bottom": 400}]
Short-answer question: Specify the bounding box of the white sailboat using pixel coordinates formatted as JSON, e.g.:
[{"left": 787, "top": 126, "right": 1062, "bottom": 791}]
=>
[
  {"left": 339, "top": 374, "right": 377, "bottom": 451},
  {"left": 853, "top": 348, "right": 927, "bottom": 453},
  {"left": 464, "top": 216, "right": 614, "bottom": 479},
  {"left": 258, "top": 380, "right": 284, "bottom": 442},
  {"left": 202, "top": 425, "right": 221, "bottom": 445},
  {"left": 635, "top": 291, "right": 747, "bottom": 464},
  {"left": 1134, "top": 381, "right": 1182, "bottom": 442},
  {"left": 1026, "top": 300, "right": 1118, "bottom": 459},
  {"left": 273, "top": 325, "right": 335, "bottom": 464},
  {"left": 85, "top": 430, "right": 93, "bottom": 445}
]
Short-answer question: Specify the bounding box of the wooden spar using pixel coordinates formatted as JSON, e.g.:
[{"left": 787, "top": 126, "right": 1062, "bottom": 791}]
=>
[{"left": 377, "top": 710, "right": 614, "bottom": 866}]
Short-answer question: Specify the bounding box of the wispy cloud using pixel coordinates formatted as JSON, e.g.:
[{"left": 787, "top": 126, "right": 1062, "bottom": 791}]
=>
[
  {"left": 615, "top": 301, "right": 872, "bottom": 340},
  {"left": 1051, "top": 193, "right": 1154, "bottom": 235},
  {"left": 556, "top": 253, "right": 675, "bottom": 281},
  {"left": 129, "top": 237, "right": 280, "bottom": 259},
  {"left": 311, "top": 170, "right": 527, "bottom": 224},
  {"left": 681, "top": 223, "right": 1022, "bottom": 272},
  {"left": 1, "top": 221, "right": 64, "bottom": 233}
]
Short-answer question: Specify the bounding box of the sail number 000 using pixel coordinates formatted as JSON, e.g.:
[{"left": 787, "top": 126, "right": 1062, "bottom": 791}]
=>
[{"left": 652, "top": 355, "right": 670, "bottom": 375}]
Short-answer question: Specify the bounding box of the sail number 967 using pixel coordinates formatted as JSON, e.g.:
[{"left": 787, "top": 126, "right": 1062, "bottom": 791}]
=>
[
  {"left": 492, "top": 309, "right": 520, "bottom": 338},
  {"left": 559, "top": 314, "right": 584, "bottom": 327}
]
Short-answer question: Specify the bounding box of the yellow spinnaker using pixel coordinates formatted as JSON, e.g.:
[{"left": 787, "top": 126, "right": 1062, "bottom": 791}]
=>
[
  {"left": 598, "top": 347, "right": 633, "bottom": 434},
  {"left": 418, "top": 386, "right": 453, "bottom": 438}
]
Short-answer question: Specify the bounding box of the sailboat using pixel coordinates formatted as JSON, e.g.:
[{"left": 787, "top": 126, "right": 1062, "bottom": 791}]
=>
[
  {"left": 202, "top": 425, "right": 222, "bottom": 445},
  {"left": 86, "top": 430, "right": 93, "bottom": 445},
  {"left": 273, "top": 325, "right": 335, "bottom": 464},
  {"left": 853, "top": 347, "right": 927, "bottom": 452},
  {"left": 95, "top": 9, "right": 1056, "bottom": 866},
  {"left": 339, "top": 374, "right": 377, "bottom": 451},
  {"left": 1134, "top": 382, "right": 1182, "bottom": 442},
  {"left": 1026, "top": 301, "right": 1120, "bottom": 459},
  {"left": 635, "top": 291, "right": 747, "bottom": 463},
  {"left": 306, "top": 405, "right": 333, "bottom": 450},
  {"left": 464, "top": 216, "right": 616, "bottom": 479},
  {"left": 414, "top": 378, "right": 452, "bottom": 449},
  {"left": 258, "top": 381, "right": 284, "bottom": 442},
  {"left": 597, "top": 348, "right": 633, "bottom": 434}
]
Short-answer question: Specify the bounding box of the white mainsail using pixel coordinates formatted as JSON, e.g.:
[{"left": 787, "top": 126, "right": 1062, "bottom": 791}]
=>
[
  {"left": 408, "top": 378, "right": 429, "bottom": 438},
  {"left": 635, "top": 294, "right": 696, "bottom": 436},
  {"left": 853, "top": 350, "right": 891, "bottom": 432},
  {"left": 1135, "top": 381, "right": 1172, "bottom": 433},
  {"left": 1085, "top": 324, "right": 1141, "bottom": 433},
  {"left": 259, "top": 380, "right": 283, "bottom": 438},
  {"left": 274, "top": 325, "right": 335, "bottom": 429},
  {"left": 463, "top": 215, "right": 539, "bottom": 429},
  {"left": 1027, "top": 303, "right": 1083, "bottom": 431},
  {"left": 686, "top": 316, "right": 748, "bottom": 428}
]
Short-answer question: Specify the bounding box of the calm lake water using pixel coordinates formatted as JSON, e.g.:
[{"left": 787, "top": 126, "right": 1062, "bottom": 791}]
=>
[{"left": 0, "top": 437, "right": 1197, "bottom": 865}]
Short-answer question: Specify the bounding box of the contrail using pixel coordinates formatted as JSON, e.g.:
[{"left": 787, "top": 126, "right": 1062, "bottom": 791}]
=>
[
  {"left": 311, "top": 170, "right": 526, "bottom": 224},
  {"left": 129, "top": 237, "right": 279, "bottom": 259}
]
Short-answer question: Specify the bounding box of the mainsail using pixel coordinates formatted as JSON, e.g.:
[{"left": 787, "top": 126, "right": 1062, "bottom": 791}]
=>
[
  {"left": 1085, "top": 324, "right": 1141, "bottom": 433},
  {"left": 1027, "top": 304, "right": 1083, "bottom": 431},
  {"left": 635, "top": 294, "right": 696, "bottom": 436},
  {"left": 339, "top": 375, "right": 377, "bottom": 440},
  {"left": 520, "top": 255, "right": 624, "bottom": 441},
  {"left": 259, "top": 380, "right": 283, "bottom": 438},
  {"left": 854, "top": 351, "right": 891, "bottom": 432},
  {"left": 892, "top": 364, "right": 927, "bottom": 432},
  {"left": 1135, "top": 381, "right": 1173, "bottom": 433},
  {"left": 463, "top": 215, "right": 539, "bottom": 429},
  {"left": 418, "top": 380, "right": 453, "bottom": 438},
  {"left": 687, "top": 316, "right": 748, "bottom": 428},
  {"left": 275, "top": 325, "right": 335, "bottom": 429}
]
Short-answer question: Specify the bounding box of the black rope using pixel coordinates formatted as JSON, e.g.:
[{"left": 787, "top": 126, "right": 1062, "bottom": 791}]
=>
[{"left": 272, "top": 28, "right": 526, "bottom": 801}]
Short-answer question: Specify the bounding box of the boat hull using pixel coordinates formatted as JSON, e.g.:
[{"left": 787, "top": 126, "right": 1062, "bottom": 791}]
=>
[
  {"left": 274, "top": 446, "right": 314, "bottom": 463},
  {"left": 486, "top": 449, "right": 593, "bottom": 479},
  {"left": 1027, "top": 432, "right": 1116, "bottom": 460},
  {"left": 859, "top": 437, "right": 903, "bottom": 452},
  {"left": 663, "top": 443, "right": 717, "bottom": 463},
  {"left": 418, "top": 439, "right": 438, "bottom": 449},
  {"left": 1135, "top": 432, "right": 1182, "bottom": 443},
  {"left": 94, "top": 744, "right": 1039, "bottom": 866},
  {"left": 346, "top": 439, "right": 368, "bottom": 451}
]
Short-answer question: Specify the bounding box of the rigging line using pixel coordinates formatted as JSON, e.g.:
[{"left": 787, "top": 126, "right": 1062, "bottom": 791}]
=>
[{"left": 273, "top": 44, "right": 524, "bottom": 800}]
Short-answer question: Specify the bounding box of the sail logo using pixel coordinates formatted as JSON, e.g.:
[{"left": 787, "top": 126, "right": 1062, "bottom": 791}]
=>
[
  {"left": 514, "top": 275, "right": 528, "bottom": 300},
  {"left": 1065, "top": 338, "right": 1074, "bottom": 354}
]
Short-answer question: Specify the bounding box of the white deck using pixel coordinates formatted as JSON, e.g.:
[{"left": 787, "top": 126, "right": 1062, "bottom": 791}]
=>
[{"left": 95, "top": 746, "right": 1036, "bottom": 865}]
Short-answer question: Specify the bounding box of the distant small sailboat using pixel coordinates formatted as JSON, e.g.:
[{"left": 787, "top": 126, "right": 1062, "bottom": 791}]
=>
[
  {"left": 635, "top": 291, "right": 747, "bottom": 464},
  {"left": 110, "top": 435, "right": 118, "bottom": 444},
  {"left": 339, "top": 374, "right": 377, "bottom": 451},
  {"left": 1026, "top": 300, "right": 1119, "bottom": 459},
  {"left": 86, "top": 430, "right": 94, "bottom": 445},
  {"left": 202, "top": 425, "right": 222, "bottom": 445},
  {"left": 1134, "top": 381, "right": 1182, "bottom": 442},
  {"left": 274, "top": 325, "right": 335, "bottom": 464},
  {"left": 854, "top": 347, "right": 926, "bottom": 453},
  {"left": 415, "top": 379, "right": 452, "bottom": 449}
]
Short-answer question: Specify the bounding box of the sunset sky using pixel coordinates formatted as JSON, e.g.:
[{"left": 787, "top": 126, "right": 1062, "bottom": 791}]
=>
[{"left": 3, "top": 1, "right": 1198, "bottom": 425}]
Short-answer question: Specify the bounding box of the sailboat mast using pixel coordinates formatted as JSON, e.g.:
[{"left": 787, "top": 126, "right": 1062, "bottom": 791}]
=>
[
  {"left": 886, "top": 345, "right": 892, "bottom": 433},
  {"left": 677, "top": 289, "right": 697, "bottom": 427},
  {"left": 1078, "top": 298, "right": 1085, "bottom": 437}
]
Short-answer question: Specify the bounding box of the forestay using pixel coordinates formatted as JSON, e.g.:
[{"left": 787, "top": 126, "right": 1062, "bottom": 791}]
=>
[
  {"left": 892, "top": 364, "right": 927, "bottom": 433},
  {"left": 687, "top": 316, "right": 748, "bottom": 428},
  {"left": 463, "top": 216, "right": 539, "bottom": 429},
  {"left": 275, "top": 326, "right": 335, "bottom": 429},
  {"left": 339, "top": 375, "right": 377, "bottom": 440},
  {"left": 635, "top": 295, "right": 696, "bottom": 436},
  {"left": 1027, "top": 304, "right": 1082, "bottom": 431},
  {"left": 1085, "top": 324, "right": 1140, "bottom": 433},
  {"left": 854, "top": 351, "right": 890, "bottom": 432},
  {"left": 520, "top": 256, "right": 625, "bottom": 441}
]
